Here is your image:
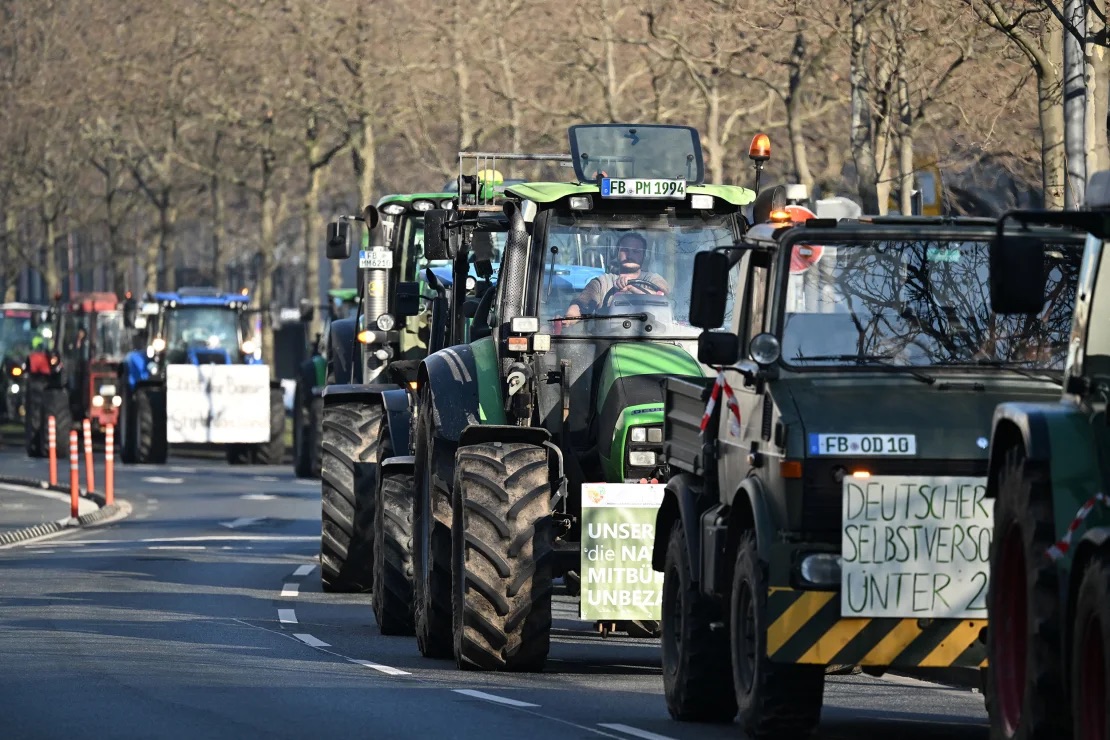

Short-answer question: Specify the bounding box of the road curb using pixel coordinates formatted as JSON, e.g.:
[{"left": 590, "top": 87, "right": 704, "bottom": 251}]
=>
[{"left": 0, "top": 475, "right": 130, "bottom": 546}]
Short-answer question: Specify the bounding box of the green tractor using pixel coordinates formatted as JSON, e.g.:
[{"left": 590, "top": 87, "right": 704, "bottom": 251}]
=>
[
  {"left": 316, "top": 191, "right": 459, "bottom": 592},
  {"left": 400, "top": 124, "right": 767, "bottom": 670},
  {"left": 983, "top": 171, "right": 1110, "bottom": 739},
  {"left": 292, "top": 288, "right": 359, "bottom": 478}
]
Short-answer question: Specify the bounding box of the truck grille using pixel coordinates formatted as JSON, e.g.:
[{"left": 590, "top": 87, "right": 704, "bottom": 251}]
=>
[{"left": 801, "top": 458, "right": 987, "bottom": 533}]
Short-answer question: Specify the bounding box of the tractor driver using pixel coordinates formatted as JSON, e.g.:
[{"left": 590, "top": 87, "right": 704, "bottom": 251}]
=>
[{"left": 563, "top": 232, "right": 670, "bottom": 318}]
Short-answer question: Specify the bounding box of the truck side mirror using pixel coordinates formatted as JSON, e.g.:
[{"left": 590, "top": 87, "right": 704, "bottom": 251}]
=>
[
  {"left": 299, "top": 298, "right": 315, "bottom": 323},
  {"left": 698, "top": 331, "right": 740, "bottom": 366},
  {"left": 689, "top": 251, "right": 731, "bottom": 329},
  {"left": 326, "top": 221, "right": 351, "bottom": 260},
  {"left": 990, "top": 235, "right": 1046, "bottom": 314},
  {"left": 423, "top": 209, "right": 451, "bottom": 261}
]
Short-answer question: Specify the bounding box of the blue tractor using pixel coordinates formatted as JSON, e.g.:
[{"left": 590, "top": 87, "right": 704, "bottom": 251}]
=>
[{"left": 120, "top": 287, "right": 286, "bottom": 465}]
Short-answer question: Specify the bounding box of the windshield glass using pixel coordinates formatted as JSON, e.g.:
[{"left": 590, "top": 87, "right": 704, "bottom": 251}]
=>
[
  {"left": 163, "top": 306, "right": 241, "bottom": 359},
  {"left": 0, "top": 312, "right": 35, "bottom": 359},
  {"left": 541, "top": 211, "right": 736, "bottom": 338},
  {"left": 779, "top": 238, "right": 1080, "bottom": 369},
  {"left": 96, "top": 311, "right": 126, "bottom": 358}
]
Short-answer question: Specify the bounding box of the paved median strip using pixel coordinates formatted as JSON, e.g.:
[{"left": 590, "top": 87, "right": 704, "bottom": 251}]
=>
[{"left": 452, "top": 689, "right": 539, "bottom": 708}]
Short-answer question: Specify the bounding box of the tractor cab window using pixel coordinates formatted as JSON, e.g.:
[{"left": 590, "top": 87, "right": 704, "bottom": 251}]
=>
[
  {"left": 164, "top": 307, "right": 241, "bottom": 362},
  {"left": 540, "top": 211, "right": 736, "bottom": 338},
  {"left": 400, "top": 215, "right": 425, "bottom": 281},
  {"left": 0, "top": 313, "right": 34, "bottom": 359},
  {"left": 95, "top": 311, "right": 126, "bottom": 359},
  {"left": 1083, "top": 241, "right": 1110, "bottom": 381},
  {"left": 778, "top": 237, "right": 1081, "bottom": 369}
]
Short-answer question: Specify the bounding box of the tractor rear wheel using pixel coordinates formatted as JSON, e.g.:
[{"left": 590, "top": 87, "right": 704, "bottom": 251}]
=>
[
  {"left": 119, "top": 384, "right": 138, "bottom": 464},
  {"left": 986, "top": 446, "right": 1067, "bottom": 740},
  {"left": 451, "top": 442, "right": 553, "bottom": 672},
  {"left": 1071, "top": 554, "right": 1110, "bottom": 740},
  {"left": 413, "top": 387, "right": 452, "bottom": 659},
  {"left": 251, "top": 387, "right": 285, "bottom": 465},
  {"left": 372, "top": 438, "right": 416, "bottom": 636},
  {"left": 319, "top": 400, "right": 380, "bottom": 593},
  {"left": 23, "top": 378, "right": 44, "bottom": 458},
  {"left": 43, "top": 387, "right": 72, "bottom": 459},
  {"left": 662, "top": 520, "right": 736, "bottom": 722},
  {"left": 135, "top": 386, "right": 167, "bottom": 464}
]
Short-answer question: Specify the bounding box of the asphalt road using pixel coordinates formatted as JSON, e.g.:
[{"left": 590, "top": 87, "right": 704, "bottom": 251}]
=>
[{"left": 0, "top": 445, "right": 990, "bottom": 740}]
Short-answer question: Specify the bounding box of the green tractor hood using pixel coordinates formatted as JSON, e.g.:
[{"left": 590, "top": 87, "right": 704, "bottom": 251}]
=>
[{"left": 594, "top": 342, "right": 704, "bottom": 481}]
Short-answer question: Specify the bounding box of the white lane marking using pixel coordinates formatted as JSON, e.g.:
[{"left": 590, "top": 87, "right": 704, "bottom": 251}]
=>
[
  {"left": 241, "top": 493, "right": 276, "bottom": 501},
  {"left": 597, "top": 724, "right": 678, "bottom": 740},
  {"left": 31, "top": 535, "right": 317, "bottom": 546},
  {"left": 281, "top": 583, "right": 299, "bottom": 597},
  {"left": 169, "top": 467, "right": 196, "bottom": 474},
  {"left": 295, "top": 479, "right": 318, "bottom": 486},
  {"left": 148, "top": 546, "right": 206, "bottom": 551},
  {"left": 253, "top": 476, "right": 279, "bottom": 482},
  {"left": 141, "top": 476, "right": 183, "bottom": 484},
  {"left": 147, "top": 498, "right": 160, "bottom": 504},
  {"left": 348, "top": 658, "right": 411, "bottom": 676},
  {"left": 294, "top": 633, "right": 329, "bottom": 647},
  {"left": 278, "top": 609, "right": 298, "bottom": 624},
  {"left": 28, "top": 549, "right": 54, "bottom": 554},
  {"left": 220, "top": 517, "right": 265, "bottom": 529},
  {"left": 292, "top": 564, "right": 315, "bottom": 577},
  {"left": 452, "top": 689, "right": 540, "bottom": 708}
]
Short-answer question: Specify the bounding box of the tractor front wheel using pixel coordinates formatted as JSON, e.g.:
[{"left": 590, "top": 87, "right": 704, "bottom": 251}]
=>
[
  {"left": 1072, "top": 554, "right": 1110, "bottom": 740},
  {"left": 451, "top": 442, "right": 552, "bottom": 672},
  {"left": 372, "top": 438, "right": 416, "bottom": 636},
  {"left": 413, "top": 386, "right": 453, "bottom": 659},
  {"left": 135, "top": 386, "right": 167, "bottom": 464},
  {"left": 23, "top": 378, "right": 45, "bottom": 458}
]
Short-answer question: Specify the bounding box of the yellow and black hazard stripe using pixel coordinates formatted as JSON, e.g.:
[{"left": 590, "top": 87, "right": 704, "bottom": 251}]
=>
[{"left": 766, "top": 588, "right": 987, "bottom": 668}]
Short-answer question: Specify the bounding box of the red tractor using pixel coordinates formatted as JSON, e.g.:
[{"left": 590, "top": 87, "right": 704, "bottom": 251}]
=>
[{"left": 24, "top": 292, "right": 130, "bottom": 457}]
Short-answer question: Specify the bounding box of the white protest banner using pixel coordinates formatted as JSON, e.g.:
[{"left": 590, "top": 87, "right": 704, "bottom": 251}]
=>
[
  {"left": 165, "top": 364, "right": 271, "bottom": 444},
  {"left": 580, "top": 483, "right": 666, "bottom": 621},
  {"left": 841, "top": 475, "right": 992, "bottom": 618}
]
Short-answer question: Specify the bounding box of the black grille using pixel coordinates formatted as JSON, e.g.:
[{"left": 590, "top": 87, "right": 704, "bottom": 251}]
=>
[{"left": 802, "top": 458, "right": 988, "bottom": 533}]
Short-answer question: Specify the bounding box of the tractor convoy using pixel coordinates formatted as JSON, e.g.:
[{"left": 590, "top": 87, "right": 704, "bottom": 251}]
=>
[{"left": 6, "top": 121, "right": 1107, "bottom": 740}]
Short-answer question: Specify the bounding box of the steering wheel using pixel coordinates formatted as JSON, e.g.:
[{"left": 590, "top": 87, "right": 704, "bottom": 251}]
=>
[{"left": 601, "top": 279, "right": 666, "bottom": 307}]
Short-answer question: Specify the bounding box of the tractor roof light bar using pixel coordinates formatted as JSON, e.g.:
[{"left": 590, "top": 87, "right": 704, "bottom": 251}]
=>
[{"left": 456, "top": 151, "right": 573, "bottom": 212}]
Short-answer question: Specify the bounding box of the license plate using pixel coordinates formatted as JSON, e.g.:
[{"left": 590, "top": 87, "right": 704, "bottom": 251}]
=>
[
  {"left": 809, "top": 433, "right": 916, "bottom": 456},
  {"left": 600, "top": 178, "right": 686, "bottom": 199},
  {"left": 359, "top": 249, "right": 393, "bottom": 269}
]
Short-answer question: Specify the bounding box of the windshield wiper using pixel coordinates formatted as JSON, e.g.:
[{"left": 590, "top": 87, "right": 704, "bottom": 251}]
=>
[
  {"left": 548, "top": 312, "right": 648, "bottom": 323},
  {"left": 969, "top": 359, "right": 1063, "bottom": 386},
  {"left": 791, "top": 354, "right": 936, "bottom": 385}
]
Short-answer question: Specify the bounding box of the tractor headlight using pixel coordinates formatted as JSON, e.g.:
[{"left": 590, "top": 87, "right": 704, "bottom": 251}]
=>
[
  {"left": 440, "top": 199, "right": 455, "bottom": 210},
  {"left": 242, "top": 340, "right": 255, "bottom": 355},
  {"left": 627, "top": 424, "right": 664, "bottom": 473},
  {"left": 631, "top": 427, "right": 647, "bottom": 443},
  {"left": 628, "top": 451, "right": 656, "bottom": 467},
  {"left": 376, "top": 313, "right": 395, "bottom": 331},
  {"left": 112, "top": 396, "right": 122, "bottom": 407},
  {"left": 99, "top": 384, "right": 116, "bottom": 397},
  {"left": 10, "top": 383, "right": 19, "bottom": 394},
  {"left": 412, "top": 199, "right": 435, "bottom": 211},
  {"left": 92, "top": 396, "right": 104, "bottom": 408},
  {"left": 10, "top": 366, "right": 21, "bottom": 377},
  {"left": 152, "top": 337, "right": 166, "bottom": 352},
  {"left": 381, "top": 203, "right": 406, "bottom": 215}
]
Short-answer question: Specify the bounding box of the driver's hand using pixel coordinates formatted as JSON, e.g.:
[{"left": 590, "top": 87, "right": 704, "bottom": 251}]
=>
[{"left": 615, "top": 276, "right": 661, "bottom": 295}]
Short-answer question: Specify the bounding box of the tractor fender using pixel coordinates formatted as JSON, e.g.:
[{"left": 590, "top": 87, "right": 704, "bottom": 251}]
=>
[
  {"left": 651, "top": 473, "right": 707, "bottom": 579},
  {"left": 986, "top": 402, "right": 1053, "bottom": 494},
  {"left": 381, "top": 454, "right": 415, "bottom": 479},
  {"left": 321, "top": 383, "right": 402, "bottom": 405},
  {"left": 418, "top": 345, "right": 482, "bottom": 443},
  {"left": 379, "top": 388, "right": 412, "bottom": 458},
  {"left": 327, "top": 317, "right": 358, "bottom": 385}
]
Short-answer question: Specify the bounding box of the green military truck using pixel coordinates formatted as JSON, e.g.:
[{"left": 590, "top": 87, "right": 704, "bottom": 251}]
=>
[
  {"left": 653, "top": 210, "right": 1083, "bottom": 737},
  {"left": 983, "top": 172, "right": 1110, "bottom": 740},
  {"left": 400, "top": 124, "right": 770, "bottom": 670}
]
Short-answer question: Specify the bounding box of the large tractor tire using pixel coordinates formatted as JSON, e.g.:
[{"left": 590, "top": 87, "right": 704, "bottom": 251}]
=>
[
  {"left": 135, "top": 386, "right": 168, "bottom": 464},
  {"left": 226, "top": 445, "right": 251, "bottom": 465},
  {"left": 23, "top": 378, "right": 45, "bottom": 458},
  {"left": 119, "top": 383, "right": 138, "bottom": 464},
  {"left": 1071, "top": 553, "right": 1110, "bottom": 740},
  {"left": 319, "top": 400, "right": 381, "bottom": 593},
  {"left": 43, "top": 387, "right": 72, "bottom": 459},
  {"left": 372, "top": 438, "right": 416, "bottom": 636},
  {"left": 985, "top": 446, "right": 1067, "bottom": 740},
  {"left": 413, "top": 387, "right": 453, "bottom": 658},
  {"left": 251, "top": 386, "right": 286, "bottom": 465},
  {"left": 451, "top": 442, "right": 553, "bottom": 672},
  {"left": 662, "top": 520, "right": 737, "bottom": 722},
  {"left": 731, "top": 531, "right": 824, "bottom": 739}
]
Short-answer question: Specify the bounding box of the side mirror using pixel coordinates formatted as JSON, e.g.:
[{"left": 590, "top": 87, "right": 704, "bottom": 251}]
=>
[
  {"left": 990, "top": 235, "right": 1046, "bottom": 314},
  {"left": 423, "top": 209, "right": 451, "bottom": 261},
  {"left": 395, "top": 281, "right": 420, "bottom": 318},
  {"left": 362, "top": 204, "right": 380, "bottom": 230},
  {"left": 299, "top": 298, "right": 315, "bottom": 323},
  {"left": 698, "top": 331, "right": 740, "bottom": 366},
  {"left": 326, "top": 221, "right": 351, "bottom": 260},
  {"left": 689, "top": 251, "right": 731, "bottom": 329}
]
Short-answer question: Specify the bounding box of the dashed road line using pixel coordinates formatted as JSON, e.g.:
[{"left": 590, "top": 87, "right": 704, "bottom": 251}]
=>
[
  {"left": 292, "top": 564, "right": 315, "bottom": 577},
  {"left": 242, "top": 494, "right": 276, "bottom": 501},
  {"left": 148, "top": 546, "right": 206, "bottom": 551},
  {"left": 278, "top": 609, "right": 298, "bottom": 624},
  {"left": 253, "top": 476, "right": 279, "bottom": 482},
  {"left": 453, "top": 689, "right": 540, "bottom": 708},
  {"left": 293, "top": 633, "right": 329, "bottom": 647},
  {"left": 348, "top": 658, "right": 411, "bottom": 676},
  {"left": 220, "top": 517, "right": 265, "bottom": 529},
  {"left": 141, "top": 477, "right": 183, "bottom": 484},
  {"left": 597, "top": 724, "right": 678, "bottom": 740},
  {"left": 281, "top": 583, "right": 299, "bottom": 597}
]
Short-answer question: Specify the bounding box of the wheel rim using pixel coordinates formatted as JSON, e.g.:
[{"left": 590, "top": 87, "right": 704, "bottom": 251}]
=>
[
  {"left": 1079, "top": 613, "right": 1106, "bottom": 740},
  {"left": 995, "top": 525, "right": 1028, "bottom": 734},
  {"left": 735, "top": 581, "right": 757, "bottom": 692}
]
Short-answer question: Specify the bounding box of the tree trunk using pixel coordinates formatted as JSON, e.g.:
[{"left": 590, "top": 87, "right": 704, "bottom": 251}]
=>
[
  {"left": 850, "top": 0, "right": 880, "bottom": 214},
  {"left": 1087, "top": 5, "right": 1110, "bottom": 179},
  {"left": 1038, "top": 23, "right": 1066, "bottom": 209},
  {"left": 157, "top": 191, "right": 177, "bottom": 291},
  {"left": 43, "top": 216, "right": 59, "bottom": 299},
  {"left": 304, "top": 141, "right": 323, "bottom": 340},
  {"left": 706, "top": 81, "right": 723, "bottom": 184},
  {"left": 1064, "top": 0, "right": 1087, "bottom": 207},
  {"left": 345, "top": 118, "right": 375, "bottom": 291},
  {"left": 259, "top": 187, "right": 276, "bottom": 373},
  {"left": 602, "top": 0, "right": 620, "bottom": 122},
  {"left": 453, "top": 0, "right": 474, "bottom": 151},
  {"left": 786, "top": 30, "right": 814, "bottom": 194},
  {"left": 3, "top": 208, "right": 17, "bottom": 301}
]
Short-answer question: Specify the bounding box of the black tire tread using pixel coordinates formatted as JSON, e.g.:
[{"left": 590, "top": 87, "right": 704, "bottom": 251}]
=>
[
  {"left": 414, "top": 389, "right": 453, "bottom": 659},
  {"left": 24, "top": 378, "right": 44, "bottom": 458},
  {"left": 44, "top": 387, "right": 72, "bottom": 459},
  {"left": 251, "top": 387, "right": 285, "bottom": 465},
  {"left": 1070, "top": 553, "right": 1110, "bottom": 738},
  {"left": 373, "top": 464, "right": 416, "bottom": 635}
]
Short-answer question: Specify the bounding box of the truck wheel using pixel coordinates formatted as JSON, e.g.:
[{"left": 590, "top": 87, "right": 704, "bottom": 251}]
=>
[
  {"left": 986, "top": 446, "right": 1066, "bottom": 740},
  {"left": 372, "top": 439, "right": 416, "bottom": 636},
  {"left": 1071, "top": 554, "right": 1110, "bottom": 740},
  {"left": 662, "top": 520, "right": 736, "bottom": 722},
  {"left": 731, "top": 531, "right": 824, "bottom": 739},
  {"left": 119, "top": 385, "right": 138, "bottom": 464},
  {"left": 413, "top": 387, "right": 453, "bottom": 658},
  {"left": 251, "top": 387, "right": 285, "bottom": 465},
  {"left": 43, "top": 387, "right": 72, "bottom": 459},
  {"left": 135, "top": 387, "right": 168, "bottom": 464},
  {"left": 451, "top": 442, "right": 552, "bottom": 672},
  {"left": 23, "top": 378, "right": 44, "bottom": 458},
  {"left": 319, "top": 400, "right": 380, "bottom": 593},
  {"left": 292, "top": 382, "right": 312, "bottom": 477}
]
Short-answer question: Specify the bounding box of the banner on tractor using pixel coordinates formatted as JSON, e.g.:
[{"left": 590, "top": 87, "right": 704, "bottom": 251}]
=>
[
  {"left": 165, "top": 364, "right": 271, "bottom": 444},
  {"left": 841, "top": 475, "right": 993, "bottom": 619},
  {"left": 580, "top": 483, "right": 666, "bottom": 621}
]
